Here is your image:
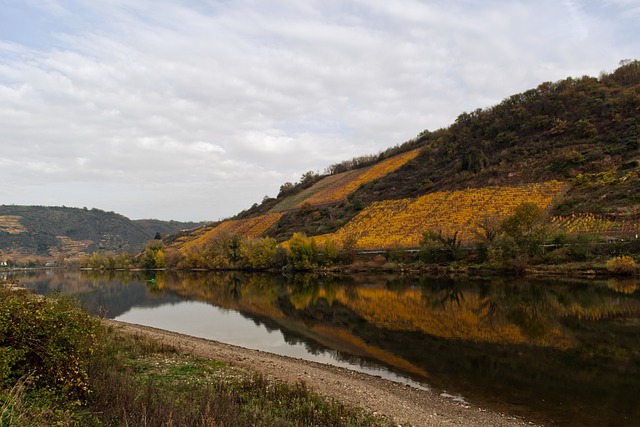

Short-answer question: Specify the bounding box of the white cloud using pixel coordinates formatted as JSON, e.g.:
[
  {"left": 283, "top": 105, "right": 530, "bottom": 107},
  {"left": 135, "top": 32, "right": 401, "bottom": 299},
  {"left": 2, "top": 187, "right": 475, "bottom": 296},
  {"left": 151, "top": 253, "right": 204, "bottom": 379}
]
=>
[{"left": 0, "top": 0, "right": 637, "bottom": 220}]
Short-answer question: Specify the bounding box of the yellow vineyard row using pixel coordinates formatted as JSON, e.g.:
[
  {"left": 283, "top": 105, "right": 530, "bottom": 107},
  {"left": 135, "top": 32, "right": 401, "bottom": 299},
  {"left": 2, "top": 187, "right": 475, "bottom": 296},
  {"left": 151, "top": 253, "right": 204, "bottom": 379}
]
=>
[
  {"left": 298, "top": 149, "right": 421, "bottom": 207},
  {"left": 552, "top": 213, "right": 639, "bottom": 234},
  {"left": 271, "top": 149, "right": 421, "bottom": 212},
  {"left": 314, "top": 181, "right": 565, "bottom": 249},
  {"left": 175, "top": 212, "right": 283, "bottom": 253}
]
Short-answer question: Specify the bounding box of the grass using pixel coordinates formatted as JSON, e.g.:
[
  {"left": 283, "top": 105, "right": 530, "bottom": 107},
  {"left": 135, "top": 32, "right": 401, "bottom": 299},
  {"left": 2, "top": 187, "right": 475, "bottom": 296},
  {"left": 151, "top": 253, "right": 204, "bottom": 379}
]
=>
[{"left": 0, "top": 296, "right": 394, "bottom": 427}]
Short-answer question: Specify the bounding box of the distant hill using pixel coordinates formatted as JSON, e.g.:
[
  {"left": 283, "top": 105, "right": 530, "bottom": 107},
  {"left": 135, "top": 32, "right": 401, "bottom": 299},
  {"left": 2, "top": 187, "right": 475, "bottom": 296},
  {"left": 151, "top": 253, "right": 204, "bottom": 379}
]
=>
[
  {"left": 169, "top": 60, "right": 640, "bottom": 253},
  {"left": 0, "top": 205, "right": 205, "bottom": 261}
]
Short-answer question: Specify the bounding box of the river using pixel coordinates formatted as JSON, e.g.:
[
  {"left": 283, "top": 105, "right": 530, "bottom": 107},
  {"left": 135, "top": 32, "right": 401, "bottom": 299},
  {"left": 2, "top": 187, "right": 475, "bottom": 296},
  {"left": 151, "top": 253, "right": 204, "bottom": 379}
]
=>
[{"left": 10, "top": 269, "right": 640, "bottom": 427}]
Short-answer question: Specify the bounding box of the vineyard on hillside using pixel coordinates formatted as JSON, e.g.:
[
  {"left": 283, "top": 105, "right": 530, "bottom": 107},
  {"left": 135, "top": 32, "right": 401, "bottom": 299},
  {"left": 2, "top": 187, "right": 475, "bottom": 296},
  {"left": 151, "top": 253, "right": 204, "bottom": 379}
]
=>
[
  {"left": 174, "top": 212, "right": 283, "bottom": 253},
  {"left": 0, "top": 216, "right": 26, "bottom": 234},
  {"left": 313, "top": 181, "right": 566, "bottom": 249},
  {"left": 271, "top": 149, "right": 421, "bottom": 212},
  {"left": 552, "top": 213, "right": 640, "bottom": 236}
]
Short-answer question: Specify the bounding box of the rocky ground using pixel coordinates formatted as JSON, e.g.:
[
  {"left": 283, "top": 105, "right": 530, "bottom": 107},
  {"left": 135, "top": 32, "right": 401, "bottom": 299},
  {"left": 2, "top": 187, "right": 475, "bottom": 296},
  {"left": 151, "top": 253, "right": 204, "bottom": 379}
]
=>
[{"left": 106, "top": 320, "right": 542, "bottom": 427}]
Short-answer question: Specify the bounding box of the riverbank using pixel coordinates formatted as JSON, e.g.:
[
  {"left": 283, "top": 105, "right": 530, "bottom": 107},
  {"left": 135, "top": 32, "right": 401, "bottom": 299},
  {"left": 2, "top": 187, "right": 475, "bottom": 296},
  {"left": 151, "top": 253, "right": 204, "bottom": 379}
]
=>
[{"left": 105, "top": 320, "right": 540, "bottom": 427}]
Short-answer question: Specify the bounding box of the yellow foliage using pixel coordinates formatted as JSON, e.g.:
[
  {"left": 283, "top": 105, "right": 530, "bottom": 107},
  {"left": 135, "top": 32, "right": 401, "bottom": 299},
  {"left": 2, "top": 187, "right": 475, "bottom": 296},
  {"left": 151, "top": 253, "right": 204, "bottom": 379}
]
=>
[
  {"left": 318, "top": 181, "right": 564, "bottom": 249},
  {"left": 330, "top": 286, "right": 573, "bottom": 348},
  {"left": 271, "top": 149, "right": 421, "bottom": 212},
  {"left": 177, "top": 213, "right": 283, "bottom": 253},
  {"left": 605, "top": 255, "right": 639, "bottom": 275},
  {"left": 300, "top": 149, "right": 421, "bottom": 207},
  {"left": 551, "top": 213, "right": 619, "bottom": 233}
]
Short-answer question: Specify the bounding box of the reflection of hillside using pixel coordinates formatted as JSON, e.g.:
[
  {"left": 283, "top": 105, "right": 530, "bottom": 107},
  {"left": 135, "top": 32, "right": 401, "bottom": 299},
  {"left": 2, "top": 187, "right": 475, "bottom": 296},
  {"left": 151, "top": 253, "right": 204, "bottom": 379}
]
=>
[
  {"left": 18, "top": 270, "right": 640, "bottom": 427},
  {"left": 160, "top": 272, "right": 640, "bottom": 427},
  {"left": 16, "top": 270, "right": 182, "bottom": 318},
  {"left": 158, "top": 272, "right": 640, "bottom": 355}
]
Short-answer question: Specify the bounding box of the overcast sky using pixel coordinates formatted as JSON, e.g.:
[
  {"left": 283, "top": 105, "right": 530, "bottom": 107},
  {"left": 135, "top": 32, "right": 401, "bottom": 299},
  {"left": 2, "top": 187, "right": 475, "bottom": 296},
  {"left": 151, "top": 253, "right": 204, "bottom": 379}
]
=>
[{"left": 0, "top": 0, "right": 638, "bottom": 221}]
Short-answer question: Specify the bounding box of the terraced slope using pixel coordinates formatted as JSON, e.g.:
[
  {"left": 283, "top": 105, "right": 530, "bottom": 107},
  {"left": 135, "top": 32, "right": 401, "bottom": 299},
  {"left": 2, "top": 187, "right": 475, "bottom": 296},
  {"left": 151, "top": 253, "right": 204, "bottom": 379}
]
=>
[
  {"left": 172, "top": 213, "right": 283, "bottom": 253},
  {"left": 313, "top": 181, "right": 565, "bottom": 249},
  {"left": 271, "top": 149, "right": 420, "bottom": 212},
  {"left": 0, "top": 205, "right": 204, "bottom": 261}
]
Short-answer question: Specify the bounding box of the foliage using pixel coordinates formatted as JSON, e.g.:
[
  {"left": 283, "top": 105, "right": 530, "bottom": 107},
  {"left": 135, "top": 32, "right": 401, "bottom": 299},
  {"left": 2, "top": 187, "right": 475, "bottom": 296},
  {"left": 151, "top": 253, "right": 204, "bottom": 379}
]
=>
[
  {"left": 270, "top": 150, "right": 420, "bottom": 213},
  {"left": 486, "top": 235, "right": 520, "bottom": 268},
  {"left": 605, "top": 256, "right": 639, "bottom": 275},
  {"left": 419, "top": 229, "right": 463, "bottom": 262},
  {"left": 241, "top": 237, "right": 278, "bottom": 269},
  {"left": 139, "top": 240, "right": 165, "bottom": 269},
  {"left": 288, "top": 233, "right": 319, "bottom": 270},
  {"left": 320, "top": 237, "right": 340, "bottom": 266},
  {"left": 84, "top": 329, "right": 393, "bottom": 427},
  {"left": 317, "top": 181, "right": 563, "bottom": 250},
  {"left": 501, "top": 202, "right": 554, "bottom": 257},
  {"left": 0, "top": 289, "right": 99, "bottom": 401},
  {"left": 552, "top": 213, "right": 620, "bottom": 233},
  {"left": 80, "top": 251, "right": 135, "bottom": 269},
  {"left": 1, "top": 303, "right": 391, "bottom": 426},
  {"left": 350, "top": 61, "right": 640, "bottom": 218},
  {"left": 298, "top": 149, "right": 421, "bottom": 207},
  {"left": 175, "top": 213, "right": 283, "bottom": 255}
]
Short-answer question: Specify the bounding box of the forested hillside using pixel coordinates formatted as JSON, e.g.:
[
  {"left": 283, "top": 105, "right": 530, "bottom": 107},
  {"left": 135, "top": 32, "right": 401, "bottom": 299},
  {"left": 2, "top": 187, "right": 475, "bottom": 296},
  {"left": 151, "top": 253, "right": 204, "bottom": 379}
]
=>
[
  {"left": 0, "top": 205, "right": 204, "bottom": 262},
  {"left": 170, "top": 60, "right": 640, "bottom": 257}
]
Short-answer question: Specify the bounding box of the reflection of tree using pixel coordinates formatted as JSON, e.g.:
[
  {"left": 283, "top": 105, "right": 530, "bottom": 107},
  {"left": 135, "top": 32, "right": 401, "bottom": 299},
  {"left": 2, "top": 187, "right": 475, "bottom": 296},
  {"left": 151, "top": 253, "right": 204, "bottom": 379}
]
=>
[
  {"left": 144, "top": 273, "right": 166, "bottom": 294},
  {"left": 419, "top": 278, "right": 465, "bottom": 310},
  {"left": 288, "top": 274, "right": 320, "bottom": 309}
]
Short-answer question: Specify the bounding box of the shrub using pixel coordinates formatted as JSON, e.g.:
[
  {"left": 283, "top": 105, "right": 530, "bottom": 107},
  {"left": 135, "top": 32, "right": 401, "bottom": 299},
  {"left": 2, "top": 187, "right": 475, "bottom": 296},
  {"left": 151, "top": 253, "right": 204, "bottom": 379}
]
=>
[
  {"left": 0, "top": 289, "right": 99, "bottom": 401},
  {"left": 320, "top": 238, "right": 340, "bottom": 266},
  {"left": 288, "top": 233, "right": 319, "bottom": 270},
  {"left": 605, "top": 256, "right": 639, "bottom": 275},
  {"left": 486, "top": 235, "right": 519, "bottom": 268}
]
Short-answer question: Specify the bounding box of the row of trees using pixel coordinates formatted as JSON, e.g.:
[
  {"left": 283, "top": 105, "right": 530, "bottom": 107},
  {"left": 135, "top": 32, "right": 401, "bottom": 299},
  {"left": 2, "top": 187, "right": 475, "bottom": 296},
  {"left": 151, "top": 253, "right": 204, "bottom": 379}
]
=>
[
  {"left": 80, "top": 233, "right": 347, "bottom": 271},
  {"left": 80, "top": 202, "right": 639, "bottom": 275}
]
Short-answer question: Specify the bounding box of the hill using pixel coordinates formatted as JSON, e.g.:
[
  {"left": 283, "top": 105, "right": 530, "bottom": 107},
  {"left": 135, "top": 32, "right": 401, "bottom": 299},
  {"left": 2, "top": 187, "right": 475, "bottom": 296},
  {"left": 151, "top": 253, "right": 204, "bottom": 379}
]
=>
[
  {"left": 0, "top": 205, "right": 205, "bottom": 262},
  {"left": 168, "top": 60, "right": 640, "bottom": 256}
]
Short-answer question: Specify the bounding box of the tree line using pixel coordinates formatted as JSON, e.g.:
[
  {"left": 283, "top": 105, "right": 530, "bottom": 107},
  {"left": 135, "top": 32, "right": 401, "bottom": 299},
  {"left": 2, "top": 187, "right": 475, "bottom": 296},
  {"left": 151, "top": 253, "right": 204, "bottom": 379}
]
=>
[{"left": 79, "top": 202, "right": 640, "bottom": 276}]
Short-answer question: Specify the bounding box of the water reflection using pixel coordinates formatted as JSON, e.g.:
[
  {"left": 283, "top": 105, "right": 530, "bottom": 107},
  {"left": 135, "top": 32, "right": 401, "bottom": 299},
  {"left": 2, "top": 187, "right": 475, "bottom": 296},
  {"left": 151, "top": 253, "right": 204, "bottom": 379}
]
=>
[{"left": 13, "top": 269, "right": 640, "bottom": 427}]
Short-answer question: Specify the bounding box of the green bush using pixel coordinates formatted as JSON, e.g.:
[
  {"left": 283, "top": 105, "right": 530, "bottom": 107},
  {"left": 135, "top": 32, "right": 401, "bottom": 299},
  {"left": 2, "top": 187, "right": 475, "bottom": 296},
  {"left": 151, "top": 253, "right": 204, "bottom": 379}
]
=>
[
  {"left": 288, "top": 233, "right": 319, "bottom": 270},
  {"left": 0, "top": 289, "right": 99, "bottom": 401}
]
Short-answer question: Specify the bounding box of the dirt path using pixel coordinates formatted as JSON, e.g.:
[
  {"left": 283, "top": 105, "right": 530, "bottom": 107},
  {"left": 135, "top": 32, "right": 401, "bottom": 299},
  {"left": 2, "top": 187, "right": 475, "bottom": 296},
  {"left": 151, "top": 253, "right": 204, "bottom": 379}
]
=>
[{"left": 105, "top": 320, "right": 541, "bottom": 427}]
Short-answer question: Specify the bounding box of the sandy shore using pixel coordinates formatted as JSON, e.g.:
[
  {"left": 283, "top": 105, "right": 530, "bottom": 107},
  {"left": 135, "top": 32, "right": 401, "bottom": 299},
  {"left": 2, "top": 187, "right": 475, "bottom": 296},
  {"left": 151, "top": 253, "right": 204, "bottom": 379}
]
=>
[{"left": 105, "top": 320, "right": 541, "bottom": 427}]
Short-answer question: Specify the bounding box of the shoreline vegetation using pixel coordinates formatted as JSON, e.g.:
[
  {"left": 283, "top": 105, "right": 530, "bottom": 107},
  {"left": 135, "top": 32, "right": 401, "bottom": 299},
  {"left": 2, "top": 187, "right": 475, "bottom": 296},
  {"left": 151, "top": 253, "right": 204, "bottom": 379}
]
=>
[
  {"left": 0, "top": 284, "right": 539, "bottom": 427},
  {"left": 0, "top": 284, "right": 389, "bottom": 427},
  {"left": 63, "top": 202, "right": 640, "bottom": 279}
]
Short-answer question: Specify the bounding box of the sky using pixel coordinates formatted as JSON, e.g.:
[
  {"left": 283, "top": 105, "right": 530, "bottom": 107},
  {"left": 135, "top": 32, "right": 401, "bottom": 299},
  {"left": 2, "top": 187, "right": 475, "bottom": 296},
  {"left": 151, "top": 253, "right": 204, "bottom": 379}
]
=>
[{"left": 0, "top": 0, "right": 638, "bottom": 222}]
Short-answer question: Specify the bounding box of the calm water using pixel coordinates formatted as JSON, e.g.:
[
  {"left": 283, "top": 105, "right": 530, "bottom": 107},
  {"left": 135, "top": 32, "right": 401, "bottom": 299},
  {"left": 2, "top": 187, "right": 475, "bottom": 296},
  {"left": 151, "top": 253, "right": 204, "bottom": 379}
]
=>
[{"left": 10, "top": 269, "right": 640, "bottom": 427}]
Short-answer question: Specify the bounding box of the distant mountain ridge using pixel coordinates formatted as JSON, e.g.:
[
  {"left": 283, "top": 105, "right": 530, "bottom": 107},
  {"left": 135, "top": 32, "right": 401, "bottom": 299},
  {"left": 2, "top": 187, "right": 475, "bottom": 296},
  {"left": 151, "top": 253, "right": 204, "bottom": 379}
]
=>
[{"left": 0, "top": 205, "right": 205, "bottom": 261}]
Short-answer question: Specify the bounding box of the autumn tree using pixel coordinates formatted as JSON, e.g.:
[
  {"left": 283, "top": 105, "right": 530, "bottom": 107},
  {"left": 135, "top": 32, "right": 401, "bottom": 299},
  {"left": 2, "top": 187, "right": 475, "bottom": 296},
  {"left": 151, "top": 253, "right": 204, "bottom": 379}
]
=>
[
  {"left": 288, "top": 232, "right": 319, "bottom": 270},
  {"left": 241, "top": 237, "right": 278, "bottom": 269},
  {"left": 501, "top": 202, "right": 554, "bottom": 257}
]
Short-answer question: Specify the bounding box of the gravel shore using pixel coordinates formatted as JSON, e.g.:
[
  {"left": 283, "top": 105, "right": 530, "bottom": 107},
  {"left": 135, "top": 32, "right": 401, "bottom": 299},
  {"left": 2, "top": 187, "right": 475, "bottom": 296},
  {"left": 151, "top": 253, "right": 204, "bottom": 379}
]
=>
[{"left": 105, "top": 320, "right": 541, "bottom": 427}]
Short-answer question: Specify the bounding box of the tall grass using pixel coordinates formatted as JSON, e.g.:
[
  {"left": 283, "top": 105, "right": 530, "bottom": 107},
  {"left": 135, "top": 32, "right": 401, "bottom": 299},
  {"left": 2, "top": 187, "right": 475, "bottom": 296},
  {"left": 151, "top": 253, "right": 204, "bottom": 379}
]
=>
[
  {"left": 88, "top": 327, "right": 392, "bottom": 426},
  {"left": 0, "top": 289, "right": 392, "bottom": 426}
]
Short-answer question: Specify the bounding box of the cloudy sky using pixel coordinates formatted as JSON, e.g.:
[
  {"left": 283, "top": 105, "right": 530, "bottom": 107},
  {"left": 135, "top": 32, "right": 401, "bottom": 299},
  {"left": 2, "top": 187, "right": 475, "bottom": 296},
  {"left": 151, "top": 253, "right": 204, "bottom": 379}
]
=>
[{"left": 0, "top": 0, "right": 638, "bottom": 221}]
